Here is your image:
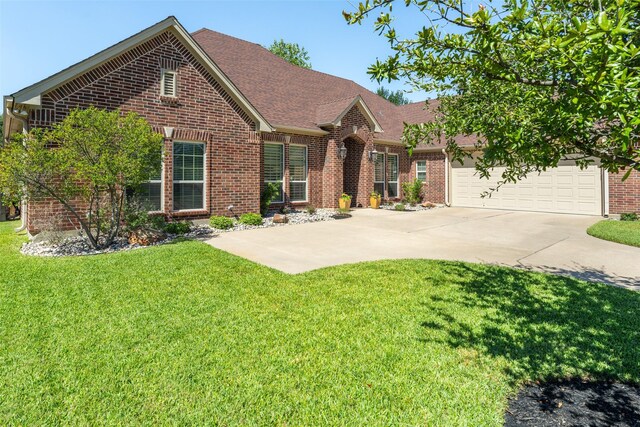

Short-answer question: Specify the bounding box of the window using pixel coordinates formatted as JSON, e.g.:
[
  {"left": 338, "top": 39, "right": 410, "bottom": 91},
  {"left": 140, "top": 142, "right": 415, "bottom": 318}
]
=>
[
  {"left": 138, "top": 166, "right": 163, "bottom": 211},
  {"left": 173, "top": 142, "right": 205, "bottom": 210},
  {"left": 127, "top": 157, "right": 162, "bottom": 212},
  {"left": 264, "top": 143, "right": 284, "bottom": 203},
  {"left": 416, "top": 160, "right": 427, "bottom": 181},
  {"left": 387, "top": 154, "right": 399, "bottom": 198},
  {"left": 161, "top": 69, "right": 177, "bottom": 97},
  {"left": 289, "top": 145, "right": 307, "bottom": 202},
  {"left": 374, "top": 153, "right": 385, "bottom": 197}
]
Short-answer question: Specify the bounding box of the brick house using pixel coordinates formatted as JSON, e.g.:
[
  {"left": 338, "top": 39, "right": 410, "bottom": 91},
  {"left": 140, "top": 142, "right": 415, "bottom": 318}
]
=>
[{"left": 3, "top": 17, "right": 638, "bottom": 235}]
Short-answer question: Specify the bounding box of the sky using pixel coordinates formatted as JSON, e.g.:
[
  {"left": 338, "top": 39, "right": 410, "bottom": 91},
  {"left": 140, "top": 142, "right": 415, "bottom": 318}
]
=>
[{"left": 0, "top": 0, "right": 434, "bottom": 103}]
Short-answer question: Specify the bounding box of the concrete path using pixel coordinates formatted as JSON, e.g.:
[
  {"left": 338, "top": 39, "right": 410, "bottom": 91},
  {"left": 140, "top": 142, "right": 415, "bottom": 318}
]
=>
[{"left": 206, "top": 207, "right": 640, "bottom": 289}]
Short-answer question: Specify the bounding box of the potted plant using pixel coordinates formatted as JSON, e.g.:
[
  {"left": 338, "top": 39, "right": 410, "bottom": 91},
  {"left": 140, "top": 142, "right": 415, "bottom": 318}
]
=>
[
  {"left": 369, "top": 191, "right": 381, "bottom": 209},
  {"left": 338, "top": 193, "right": 352, "bottom": 210}
]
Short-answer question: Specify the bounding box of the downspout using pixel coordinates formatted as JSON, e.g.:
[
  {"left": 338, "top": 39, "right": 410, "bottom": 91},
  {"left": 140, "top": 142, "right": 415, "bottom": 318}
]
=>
[
  {"left": 5, "top": 97, "right": 30, "bottom": 232},
  {"left": 602, "top": 168, "right": 609, "bottom": 217},
  {"left": 442, "top": 148, "right": 451, "bottom": 206}
]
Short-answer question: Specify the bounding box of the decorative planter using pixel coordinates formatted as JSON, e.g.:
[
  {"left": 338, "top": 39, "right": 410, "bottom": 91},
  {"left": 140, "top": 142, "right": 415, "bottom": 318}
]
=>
[
  {"left": 338, "top": 198, "right": 351, "bottom": 210},
  {"left": 369, "top": 196, "right": 381, "bottom": 209}
]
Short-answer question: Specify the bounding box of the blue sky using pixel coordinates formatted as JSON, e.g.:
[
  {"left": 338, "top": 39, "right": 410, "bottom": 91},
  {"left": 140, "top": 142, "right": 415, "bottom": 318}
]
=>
[{"left": 0, "top": 0, "right": 432, "bottom": 102}]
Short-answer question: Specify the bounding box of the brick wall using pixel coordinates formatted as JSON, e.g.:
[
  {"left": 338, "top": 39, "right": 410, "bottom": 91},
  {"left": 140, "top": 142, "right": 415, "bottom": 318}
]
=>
[
  {"left": 408, "top": 152, "right": 446, "bottom": 204},
  {"left": 26, "top": 31, "right": 259, "bottom": 233},
  {"left": 609, "top": 169, "right": 640, "bottom": 214}
]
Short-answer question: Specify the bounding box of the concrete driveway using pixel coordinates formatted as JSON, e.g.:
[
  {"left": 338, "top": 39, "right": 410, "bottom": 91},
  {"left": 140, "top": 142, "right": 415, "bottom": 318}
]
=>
[{"left": 206, "top": 207, "right": 640, "bottom": 289}]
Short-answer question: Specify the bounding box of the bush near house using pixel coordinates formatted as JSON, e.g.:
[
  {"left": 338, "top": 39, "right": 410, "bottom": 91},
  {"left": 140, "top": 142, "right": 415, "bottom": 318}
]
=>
[
  {"left": 260, "top": 183, "right": 281, "bottom": 216},
  {"left": 164, "top": 222, "right": 191, "bottom": 235},
  {"left": 620, "top": 213, "right": 638, "bottom": 222},
  {"left": 239, "top": 213, "right": 263, "bottom": 226},
  {"left": 402, "top": 179, "right": 424, "bottom": 206},
  {"left": 0, "top": 107, "right": 163, "bottom": 249},
  {"left": 210, "top": 215, "right": 235, "bottom": 230}
]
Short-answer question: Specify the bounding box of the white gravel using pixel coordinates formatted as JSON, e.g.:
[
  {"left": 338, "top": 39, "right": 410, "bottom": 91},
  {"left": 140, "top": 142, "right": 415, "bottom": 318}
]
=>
[
  {"left": 21, "top": 225, "right": 214, "bottom": 258},
  {"left": 211, "top": 208, "right": 339, "bottom": 232},
  {"left": 379, "top": 203, "right": 443, "bottom": 212},
  {"left": 21, "top": 210, "right": 341, "bottom": 257}
]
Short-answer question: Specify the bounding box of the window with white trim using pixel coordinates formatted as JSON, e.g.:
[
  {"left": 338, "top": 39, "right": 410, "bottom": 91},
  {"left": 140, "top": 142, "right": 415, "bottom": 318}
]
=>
[
  {"left": 373, "top": 153, "right": 385, "bottom": 197},
  {"left": 264, "top": 143, "right": 284, "bottom": 203},
  {"left": 173, "top": 142, "right": 205, "bottom": 210},
  {"left": 161, "top": 69, "right": 177, "bottom": 97},
  {"left": 387, "top": 154, "right": 399, "bottom": 198},
  {"left": 139, "top": 166, "right": 163, "bottom": 211},
  {"left": 289, "top": 144, "right": 307, "bottom": 202},
  {"left": 127, "top": 158, "right": 163, "bottom": 212},
  {"left": 416, "top": 160, "right": 427, "bottom": 181}
]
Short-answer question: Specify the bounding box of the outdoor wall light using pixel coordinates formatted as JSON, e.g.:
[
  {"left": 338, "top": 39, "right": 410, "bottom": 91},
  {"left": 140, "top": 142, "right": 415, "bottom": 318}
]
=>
[
  {"left": 368, "top": 147, "right": 378, "bottom": 162},
  {"left": 337, "top": 141, "right": 347, "bottom": 162}
]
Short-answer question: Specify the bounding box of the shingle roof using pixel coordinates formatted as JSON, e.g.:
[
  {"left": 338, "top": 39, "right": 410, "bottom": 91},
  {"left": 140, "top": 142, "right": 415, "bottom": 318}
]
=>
[{"left": 192, "top": 28, "right": 476, "bottom": 147}]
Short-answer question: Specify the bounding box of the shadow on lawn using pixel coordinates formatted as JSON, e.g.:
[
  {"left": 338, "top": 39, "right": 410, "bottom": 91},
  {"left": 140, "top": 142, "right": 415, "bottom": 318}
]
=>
[
  {"left": 419, "top": 263, "right": 640, "bottom": 384},
  {"left": 527, "top": 263, "right": 639, "bottom": 291}
]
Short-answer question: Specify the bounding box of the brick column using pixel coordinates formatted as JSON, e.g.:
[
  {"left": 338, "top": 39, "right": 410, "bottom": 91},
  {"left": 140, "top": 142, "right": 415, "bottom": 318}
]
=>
[{"left": 322, "top": 137, "right": 344, "bottom": 208}]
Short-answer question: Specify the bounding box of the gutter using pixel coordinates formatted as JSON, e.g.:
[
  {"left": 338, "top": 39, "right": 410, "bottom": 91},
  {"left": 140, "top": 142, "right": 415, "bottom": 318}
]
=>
[
  {"left": 442, "top": 148, "right": 451, "bottom": 207},
  {"left": 4, "top": 97, "right": 29, "bottom": 232}
]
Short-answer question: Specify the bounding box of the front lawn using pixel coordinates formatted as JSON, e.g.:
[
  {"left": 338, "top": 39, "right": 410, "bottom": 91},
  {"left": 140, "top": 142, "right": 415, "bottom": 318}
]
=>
[
  {"left": 1, "top": 221, "right": 639, "bottom": 425},
  {"left": 587, "top": 219, "right": 640, "bottom": 247}
]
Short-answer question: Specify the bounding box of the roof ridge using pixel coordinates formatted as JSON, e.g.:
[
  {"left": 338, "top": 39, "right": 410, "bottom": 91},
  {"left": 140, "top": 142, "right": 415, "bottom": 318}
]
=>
[{"left": 316, "top": 95, "right": 361, "bottom": 106}]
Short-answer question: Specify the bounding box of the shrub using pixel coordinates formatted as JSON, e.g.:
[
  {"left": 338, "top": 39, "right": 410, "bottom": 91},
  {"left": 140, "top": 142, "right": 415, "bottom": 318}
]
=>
[
  {"left": 394, "top": 203, "right": 406, "bottom": 211},
  {"left": 306, "top": 205, "right": 317, "bottom": 215},
  {"left": 0, "top": 107, "right": 164, "bottom": 249},
  {"left": 210, "top": 215, "right": 234, "bottom": 230},
  {"left": 340, "top": 193, "right": 352, "bottom": 201},
  {"left": 260, "top": 183, "right": 281, "bottom": 216},
  {"left": 124, "top": 200, "right": 166, "bottom": 233},
  {"left": 370, "top": 191, "right": 381, "bottom": 199},
  {"left": 401, "top": 179, "right": 424, "bottom": 206},
  {"left": 164, "top": 222, "right": 191, "bottom": 234},
  {"left": 620, "top": 213, "right": 638, "bottom": 221},
  {"left": 239, "top": 213, "right": 263, "bottom": 226}
]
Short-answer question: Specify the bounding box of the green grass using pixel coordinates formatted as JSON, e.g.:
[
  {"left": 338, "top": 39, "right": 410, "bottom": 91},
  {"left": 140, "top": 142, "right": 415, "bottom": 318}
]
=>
[
  {"left": 1, "top": 221, "right": 639, "bottom": 425},
  {"left": 587, "top": 219, "right": 640, "bottom": 247}
]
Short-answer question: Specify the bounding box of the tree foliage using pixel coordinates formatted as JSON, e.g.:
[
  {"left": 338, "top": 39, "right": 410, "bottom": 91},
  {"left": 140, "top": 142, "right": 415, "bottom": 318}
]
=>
[
  {"left": 0, "top": 107, "right": 164, "bottom": 248},
  {"left": 376, "top": 86, "right": 411, "bottom": 105},
  {"left": 268, "top": 39, "right": 312, "bottom": 69},
  {"left": 345, "top": 0, "right": 640, "bottom": 185}
]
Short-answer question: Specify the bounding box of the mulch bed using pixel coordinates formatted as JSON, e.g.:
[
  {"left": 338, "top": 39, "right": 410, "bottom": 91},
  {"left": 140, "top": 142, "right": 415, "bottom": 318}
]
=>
[{"left": 505, "top": 379, "right": 640, "bottom": 426}]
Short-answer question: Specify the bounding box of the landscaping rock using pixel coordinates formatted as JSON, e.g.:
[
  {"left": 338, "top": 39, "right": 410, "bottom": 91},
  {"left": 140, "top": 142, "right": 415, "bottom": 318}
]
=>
[
  {"left": 273, "top": 214, "right": 289, "bottom": 224},
  {"left": 128, "top": 229, "right": 167, "bottom": 246}
]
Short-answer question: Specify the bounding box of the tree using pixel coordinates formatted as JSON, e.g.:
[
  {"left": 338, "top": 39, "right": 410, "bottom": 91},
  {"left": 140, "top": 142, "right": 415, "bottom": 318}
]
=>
[
  {"left": 376, "top": 86, "right": 410, "bottom": 105},
  {"left": 345, "top": 0, "right": 640, "bottom": 185},
  {"left": 268, "top": 39, "right": 312, "bottom": 69},
  {"left": 0, "top": 107, "right": 164, "bottom": 248}
]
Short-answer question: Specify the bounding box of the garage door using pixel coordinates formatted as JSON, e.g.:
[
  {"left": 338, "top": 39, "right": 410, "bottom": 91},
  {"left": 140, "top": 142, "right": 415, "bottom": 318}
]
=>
[{"left": 451, "top": 158, "right": 602, "bottom": 215}]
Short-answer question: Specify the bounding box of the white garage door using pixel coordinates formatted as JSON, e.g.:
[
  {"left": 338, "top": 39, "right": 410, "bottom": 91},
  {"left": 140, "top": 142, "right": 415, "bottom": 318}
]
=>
[{"left": 451, "top": 158, "right": 602, "bottom": 215}]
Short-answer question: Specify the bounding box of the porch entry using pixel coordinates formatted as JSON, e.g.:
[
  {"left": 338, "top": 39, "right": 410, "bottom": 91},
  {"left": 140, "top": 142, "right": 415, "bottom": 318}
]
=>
[{"left": 373, "top": 152, "right": 398, "bottom": 199}]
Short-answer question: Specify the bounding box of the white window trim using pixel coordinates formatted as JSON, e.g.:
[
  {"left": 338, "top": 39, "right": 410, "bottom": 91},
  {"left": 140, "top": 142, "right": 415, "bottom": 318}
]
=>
[
  {"left": 161, "top": 69, "right": 177, "bottom": 97},
  {"left": 264, "top": 142, "right": 284, "bottom": 203},
  {"left": 172, "top": 141, "right": 206, "bottom": 212},
  {"left": 289, "top": 144, "right": 308, "bottom": 203},
  {"left": 388, "top": 153, "right": 399, "bottom": 198},
  {"left": 416, "top": 160, "right": 427, "bottom": 181},
  {"left": 374, "top": 152, "right": 386, "bottom": 198}
]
